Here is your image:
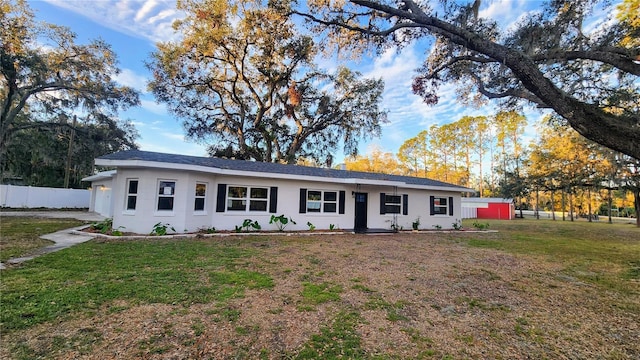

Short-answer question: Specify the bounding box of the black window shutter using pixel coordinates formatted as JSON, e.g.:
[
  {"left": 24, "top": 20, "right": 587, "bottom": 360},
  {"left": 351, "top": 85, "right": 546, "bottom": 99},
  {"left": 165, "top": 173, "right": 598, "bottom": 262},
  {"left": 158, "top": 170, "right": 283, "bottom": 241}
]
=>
[
  {"left": 269, "top": 187, "right": 278, "bottom": 213},
  {"left": 338, "top": 191, "right": 346, "bottom": 214},
  {"left": 380, "top": 193, "right": 386, "bottom": 214},
  {"left": 449, "top": 196, "right": 454, "bottom": 216},
  {"left": 299, "top": 188, "right": 307, "bottom": 213},
  {"left": 429, "top": 195, "right": 435, "bottom": 215},
  {"left": 216, "top": 184, "right": 227, "bottom": 212},
  {"left": 403, "top": 194, "right": 409, "bottom": 215}
]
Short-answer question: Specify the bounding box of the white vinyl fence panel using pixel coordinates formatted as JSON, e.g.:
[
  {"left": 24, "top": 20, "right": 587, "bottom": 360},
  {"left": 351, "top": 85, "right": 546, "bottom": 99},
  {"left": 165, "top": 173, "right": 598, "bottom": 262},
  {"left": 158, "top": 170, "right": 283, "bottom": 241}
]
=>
[
  {"left": 461, "top": 206, "right": 477, "bottom": 219},
  {"left": 1, "top": 185, "right": 90, "bottom": 209}
]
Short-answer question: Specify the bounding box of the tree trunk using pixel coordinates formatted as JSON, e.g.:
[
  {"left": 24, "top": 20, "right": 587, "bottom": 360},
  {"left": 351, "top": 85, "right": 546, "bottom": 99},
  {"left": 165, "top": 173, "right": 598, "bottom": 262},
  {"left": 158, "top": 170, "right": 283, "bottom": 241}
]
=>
[
  {"left": 551, "top": 190, "right": 556, "bottom": 220},
  {"left": 635, "top": 189, "right": 640, "bottom": 228},
  {"left": 64, "top": 115, "right": 77, "bottom": 189},
  {"left": 536, "top": 187, "right": 540, "bottom": 220},
  {"left": 562, "top": 190, "right": 566, "bottom": 221},
  {"left": 608, "top": 188, "right": 613, "bottom": 224},
  {"left": 569, "top": 191, "right": 574, "bottom": 221},
  {"left": 587, "top": 187, "right": 592, "bottom": 223}
]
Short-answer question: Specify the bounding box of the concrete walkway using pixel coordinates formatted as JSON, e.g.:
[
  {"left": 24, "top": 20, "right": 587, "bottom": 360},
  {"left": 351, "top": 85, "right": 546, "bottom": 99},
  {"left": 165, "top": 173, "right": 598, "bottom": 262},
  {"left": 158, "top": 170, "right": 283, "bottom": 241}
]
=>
[{"left": 0, "top": 211, "right": 105, "bottom": 270}]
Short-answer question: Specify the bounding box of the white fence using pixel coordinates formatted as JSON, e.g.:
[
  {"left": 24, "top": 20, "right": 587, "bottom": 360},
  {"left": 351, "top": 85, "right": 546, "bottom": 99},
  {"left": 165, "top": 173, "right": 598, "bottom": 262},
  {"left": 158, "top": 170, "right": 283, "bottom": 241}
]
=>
[
  {"left": 0, "top": 185, "right": 90, "bottom": 209},
  {"left": 461, "top": 206, "right": 477, "bottom": 219}
]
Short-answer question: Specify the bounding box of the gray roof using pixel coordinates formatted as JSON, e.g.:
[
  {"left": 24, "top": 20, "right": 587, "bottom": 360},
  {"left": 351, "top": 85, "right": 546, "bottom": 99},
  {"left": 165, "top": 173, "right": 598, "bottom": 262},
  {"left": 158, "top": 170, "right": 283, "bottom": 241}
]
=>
[{"left": 98, "top": 150, "right": 471, "bottom": 191}]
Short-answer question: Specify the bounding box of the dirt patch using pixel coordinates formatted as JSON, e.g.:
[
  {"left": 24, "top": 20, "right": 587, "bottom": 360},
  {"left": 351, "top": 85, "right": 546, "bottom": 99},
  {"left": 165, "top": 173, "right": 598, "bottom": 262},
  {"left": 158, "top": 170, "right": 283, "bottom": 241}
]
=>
[{"left": 2, "top": 233, "right": 639, "bottom": 359}]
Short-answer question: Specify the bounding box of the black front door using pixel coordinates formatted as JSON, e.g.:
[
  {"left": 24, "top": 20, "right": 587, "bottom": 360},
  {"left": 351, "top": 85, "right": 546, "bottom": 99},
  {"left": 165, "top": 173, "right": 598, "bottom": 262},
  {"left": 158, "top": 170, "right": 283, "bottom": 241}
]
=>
[{"left": 354, "top": 192, "right": 368, "bottom": 232}]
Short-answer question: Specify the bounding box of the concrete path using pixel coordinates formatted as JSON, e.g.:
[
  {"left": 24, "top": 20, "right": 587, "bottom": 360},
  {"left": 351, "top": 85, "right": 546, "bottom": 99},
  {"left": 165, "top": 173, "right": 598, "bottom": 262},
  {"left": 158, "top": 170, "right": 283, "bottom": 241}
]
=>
[{"left": 0, "top": 211, "right": 105, "bottom": 270}]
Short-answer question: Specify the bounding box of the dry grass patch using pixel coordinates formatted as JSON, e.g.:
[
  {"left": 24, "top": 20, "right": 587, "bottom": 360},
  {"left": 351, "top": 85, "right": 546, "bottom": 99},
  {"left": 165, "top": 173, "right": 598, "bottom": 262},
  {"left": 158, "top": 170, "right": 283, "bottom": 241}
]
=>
[{"left": 1, "top": 220, "right": 639, "bottom": 359}]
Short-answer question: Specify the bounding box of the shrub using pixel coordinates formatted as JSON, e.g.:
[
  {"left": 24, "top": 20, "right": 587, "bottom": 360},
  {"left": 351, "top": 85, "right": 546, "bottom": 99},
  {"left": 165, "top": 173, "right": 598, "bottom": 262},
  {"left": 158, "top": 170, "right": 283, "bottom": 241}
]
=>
[
  {"left": 150, "top": 222, "right": 176, "bottom": 236},
  {"left": 472, "top": 221, "right": 490, "bottom": 230},
  {"left": 269, "top": 215, "right": 295, "bottom": 231},
  {"left": 412, "top": 217, "right": 421, "bottom": 230},
  {"left": 90, "top": 218, "right": 113, "bottom": 234},
  {"left": 452, "top": 219, "right": 463, "bottom": 230},
  {"left": 237, "top": 219, "right": 261, "bottom": 232},
  {"left": 307, "top": 222, "right": 316, "bottom": 231}
]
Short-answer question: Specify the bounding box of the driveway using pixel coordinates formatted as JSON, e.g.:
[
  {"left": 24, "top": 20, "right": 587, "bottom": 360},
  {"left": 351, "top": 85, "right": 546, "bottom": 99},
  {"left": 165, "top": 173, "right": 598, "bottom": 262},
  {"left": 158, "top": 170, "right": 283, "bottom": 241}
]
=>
[
  {"left": 0, "top": 211, "right": 105, "bottom": 270},
  {"left": 1, "top": 210, "right": 105, "bottom": 222}
]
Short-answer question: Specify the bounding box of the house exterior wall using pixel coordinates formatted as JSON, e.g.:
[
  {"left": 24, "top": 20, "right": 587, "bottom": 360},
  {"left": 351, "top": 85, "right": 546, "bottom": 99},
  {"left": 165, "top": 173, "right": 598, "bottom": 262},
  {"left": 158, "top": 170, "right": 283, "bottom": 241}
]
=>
[
  {"left": 104, "top": 168, "right": 463, "bottom": 234},
  {"left": 89, "top": 178, "right": 115, "bottom": 217}
]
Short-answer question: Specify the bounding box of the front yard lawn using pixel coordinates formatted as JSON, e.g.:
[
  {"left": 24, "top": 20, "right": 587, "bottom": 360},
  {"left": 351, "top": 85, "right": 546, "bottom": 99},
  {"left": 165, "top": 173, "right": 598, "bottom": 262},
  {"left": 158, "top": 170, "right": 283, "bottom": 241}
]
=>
[
  {"left": 1, "top": 219, "right": 638, "bottom": 359},
  {"left": 0, "top": 217, "right": 87, "bottom": 262}
]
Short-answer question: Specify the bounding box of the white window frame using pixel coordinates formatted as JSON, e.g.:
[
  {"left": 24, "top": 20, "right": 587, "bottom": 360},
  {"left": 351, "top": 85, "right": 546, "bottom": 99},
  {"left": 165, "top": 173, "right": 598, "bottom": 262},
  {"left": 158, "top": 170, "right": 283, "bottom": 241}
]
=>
[
  {"left": 156, "top": 179, "right": 176, "bottom": 212},
  {"left": 307, "top": 190, "right": 338, "bottom": 214},
  {"left": 432, "top": 197, "right": 448, "bottom": 215},
  {"left": 227, "top": 185, "right": 269, "bottom": 212},
  {"left": 194, "top": 182, "right": 207, "bottom": 213},
  {"left": 124, "top": 178, "right": 138, "bottom": 213},
  {"left": 384, "top": 194, "right": 402, "bottom": 214}
]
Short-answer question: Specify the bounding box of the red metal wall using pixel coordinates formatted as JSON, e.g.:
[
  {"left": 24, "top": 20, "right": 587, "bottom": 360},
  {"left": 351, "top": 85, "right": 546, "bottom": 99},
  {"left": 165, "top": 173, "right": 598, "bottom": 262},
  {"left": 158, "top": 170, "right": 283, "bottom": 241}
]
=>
[{"left": 476, "top": 202, "right": 514, "bottom": 220}]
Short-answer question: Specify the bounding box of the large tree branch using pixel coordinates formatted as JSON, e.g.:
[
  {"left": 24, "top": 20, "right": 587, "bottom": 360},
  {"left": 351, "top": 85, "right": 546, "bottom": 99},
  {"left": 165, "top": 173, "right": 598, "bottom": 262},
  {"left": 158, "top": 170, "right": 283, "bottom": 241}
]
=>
[
  {"left": 470, "top": 73, "right": 548, "bottom": 107},
  {"left": 532, "top": 49, "right": 640, "bottom": 75},
  {"left": 292, "top": 10, "right": 425, "bottom": 38},
  {"left": 427, "top": 54, "right": 498, "bottom": 78},
  {"left": 296, "top": 0, "right": 640, "bottom": 159}
]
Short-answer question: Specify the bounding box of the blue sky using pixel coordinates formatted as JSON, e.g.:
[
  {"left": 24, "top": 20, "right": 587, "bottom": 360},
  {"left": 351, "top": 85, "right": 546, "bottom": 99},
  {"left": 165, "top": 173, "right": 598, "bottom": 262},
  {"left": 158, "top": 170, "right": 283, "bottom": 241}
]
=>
[{"left": 28, "top": 0, "right": 565, "bottom": 162}]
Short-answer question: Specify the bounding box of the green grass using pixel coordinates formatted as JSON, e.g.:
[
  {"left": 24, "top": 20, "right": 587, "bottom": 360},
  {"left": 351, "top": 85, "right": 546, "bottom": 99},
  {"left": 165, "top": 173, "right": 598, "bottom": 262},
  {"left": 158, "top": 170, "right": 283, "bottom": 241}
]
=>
[
  {"left": 294, "top": 311, "right": 365, "bottom": 359},
  {"left": 460, "top": 219, "right": 640, "bottom": 291},
  {"left": 301, "top": 282, "right": 343, "bottom": 305},
  {"left": 0, "top": 238, "right": 273, "bottom": 332},
  {"left": 0, "top": 216, "right": 87, "bottom": 261},
  {"left": 1, "top": 217, "right": 638, "bottom": 359}
]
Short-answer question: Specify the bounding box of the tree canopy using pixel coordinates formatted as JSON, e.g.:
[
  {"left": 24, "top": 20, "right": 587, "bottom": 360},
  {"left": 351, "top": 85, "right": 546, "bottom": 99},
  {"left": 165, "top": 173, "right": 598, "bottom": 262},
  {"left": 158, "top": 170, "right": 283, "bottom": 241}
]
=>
[
  {"left": 0, "top": 0, "right": 139, "bottom": 183},
  {"left": 289, "top": 0, "right": 640, "bottom": 160},
  {"left": 3, "top": 116, "right": 138, "bottom": 188},
  {"left": 148, "top": 0, "right": 387, "bottom": 164}
]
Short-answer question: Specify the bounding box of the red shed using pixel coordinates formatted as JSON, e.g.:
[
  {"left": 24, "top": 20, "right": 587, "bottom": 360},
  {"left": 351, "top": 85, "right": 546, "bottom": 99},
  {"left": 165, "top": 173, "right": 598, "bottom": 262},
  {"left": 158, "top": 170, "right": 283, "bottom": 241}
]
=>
[{"left": 461, "top": 198, "right": 515, "bottom": 220}]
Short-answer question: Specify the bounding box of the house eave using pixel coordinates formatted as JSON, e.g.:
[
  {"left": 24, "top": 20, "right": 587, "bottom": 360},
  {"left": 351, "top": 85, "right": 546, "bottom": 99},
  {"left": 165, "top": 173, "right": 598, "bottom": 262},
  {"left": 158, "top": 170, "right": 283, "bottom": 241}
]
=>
[{"left": 81, "top": 170, "right": 117, "bottom": 182}]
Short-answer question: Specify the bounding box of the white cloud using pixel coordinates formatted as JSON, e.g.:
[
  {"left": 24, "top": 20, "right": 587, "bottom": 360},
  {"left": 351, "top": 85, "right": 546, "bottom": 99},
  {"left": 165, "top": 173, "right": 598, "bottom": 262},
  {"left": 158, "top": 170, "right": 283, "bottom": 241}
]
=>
[
  {"left": 134, "top": 0, "right": 160, "bottom": 22},
  {"left": 114, "top": 68, "right": 149, "bottom": 93},
  {"left": 161, "top": 131, "right": 186, "bottom": 141},
  {"left": 41, "top": 0, "right": 183, "bottom": 43},
  {"left": 140, "top": 99, "right": 168, "bottom": 115},
  {"left": 481, "top": 0, "right": 527, "bottom": 23}
]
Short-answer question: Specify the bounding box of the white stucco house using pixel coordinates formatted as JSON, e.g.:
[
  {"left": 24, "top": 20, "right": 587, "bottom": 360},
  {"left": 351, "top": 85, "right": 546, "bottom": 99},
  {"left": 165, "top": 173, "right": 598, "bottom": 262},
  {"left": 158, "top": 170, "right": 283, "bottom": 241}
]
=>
[{"left": 83, "top": 150, "right": 473, "bottom": 234}]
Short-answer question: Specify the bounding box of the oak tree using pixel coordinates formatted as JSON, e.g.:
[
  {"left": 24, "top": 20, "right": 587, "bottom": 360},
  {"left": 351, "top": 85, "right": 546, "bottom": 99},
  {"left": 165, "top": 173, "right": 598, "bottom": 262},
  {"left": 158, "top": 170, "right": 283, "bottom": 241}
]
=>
[
  {"left": 3, "top": 115, "right": 138, "bottom": 188},
  {"left": 0, "top": 0, "right": 140, "bottom": 178},
  {"left": 148, "top": 0, "right": 386, "bottom": 164},
  {"left": 290, "top": 0, "right": 640, "bottom": 159}
]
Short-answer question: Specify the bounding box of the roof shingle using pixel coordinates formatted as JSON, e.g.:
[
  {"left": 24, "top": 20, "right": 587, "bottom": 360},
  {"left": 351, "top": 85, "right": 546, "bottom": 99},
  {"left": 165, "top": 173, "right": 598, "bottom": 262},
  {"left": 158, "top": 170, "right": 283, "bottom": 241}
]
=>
[{"left": 98, "top": 150, "right": 471, "bottom": 190}]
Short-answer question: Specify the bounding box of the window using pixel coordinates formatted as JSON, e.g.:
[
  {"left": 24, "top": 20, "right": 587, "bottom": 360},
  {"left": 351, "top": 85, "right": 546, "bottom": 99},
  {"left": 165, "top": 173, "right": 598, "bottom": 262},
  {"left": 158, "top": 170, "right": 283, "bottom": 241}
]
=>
[
  {"left": 384, "top": 194, "right": 402, "bottom": 214},
  {"left": 227, "top": 186, "right": 268, "bottom": 212},
  {"left": 194, "top": 183, "right": 206, "bottom": 211},
  {"left": 432, "top": 197, "right": 448, "bottom": 215},
  {"left": 323, "top": 191, "right": 337, "bottom": 213},
  {"left": 157, "top": 180, "right": 176, "bottom": 211},
  {"left": 380, "top": 193, "right": 408, "bottom": 215},
  {"left": 306, "top": 190, "right": 338, "bottom": 213},
  {"left": 125, "top": 179, "right": 138, "bottom": 211}
]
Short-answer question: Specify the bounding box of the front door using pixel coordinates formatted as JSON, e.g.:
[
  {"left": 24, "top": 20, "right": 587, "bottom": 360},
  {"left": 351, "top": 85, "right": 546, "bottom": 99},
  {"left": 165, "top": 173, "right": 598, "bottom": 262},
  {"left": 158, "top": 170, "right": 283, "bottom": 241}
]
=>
[{"left": 354, "top": 192, "right": 368, "bottom": 232}]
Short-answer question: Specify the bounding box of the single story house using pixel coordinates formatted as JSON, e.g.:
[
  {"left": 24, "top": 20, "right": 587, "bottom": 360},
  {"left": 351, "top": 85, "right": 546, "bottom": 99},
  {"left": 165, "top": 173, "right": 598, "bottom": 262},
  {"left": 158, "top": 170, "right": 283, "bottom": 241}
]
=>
[
  {"left": 83, "top": 150, "right": 473, "bottom": 234},
  {"left": 461, "top": 197, "right": 515, "bottom": 220}
]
